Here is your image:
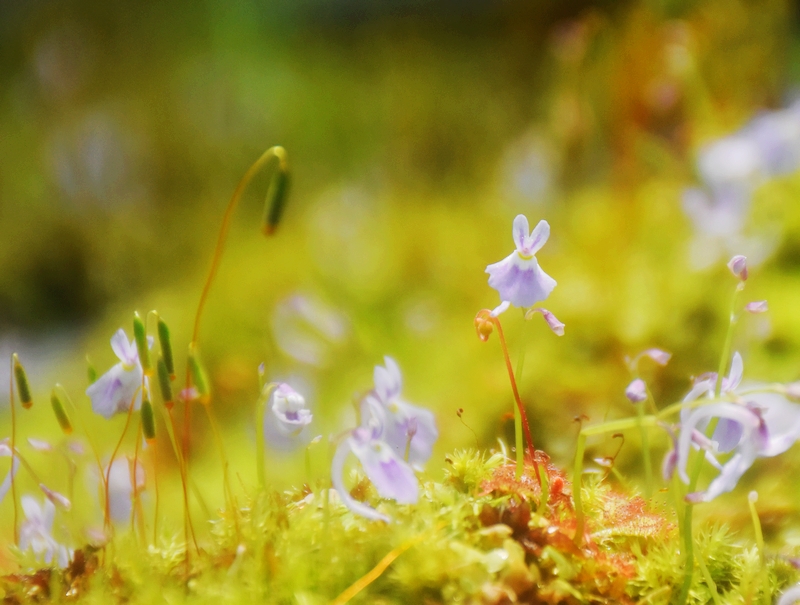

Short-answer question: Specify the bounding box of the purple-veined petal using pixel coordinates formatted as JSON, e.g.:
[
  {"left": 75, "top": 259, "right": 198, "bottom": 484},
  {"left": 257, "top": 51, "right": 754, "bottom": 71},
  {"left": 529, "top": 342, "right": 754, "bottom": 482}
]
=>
[
  {"left": 486, "top": 253, "right": 557, "bottom": 309},
  {"left": 677, "top": 403, "right": 760, "bottom": 485},
  {"left": 525, "top": 220, "right": 550, "bottom": 256},
  {"left": 331, "top": 437, "right": 390, "bottom": 523},
  {"left": 380, "top": 399, "right": 438, "bottom": 468},
  {"left": 512, "top": 214, "right": 529, "bottom": 251},
  {"left": 350, "top": 437, "right": 418, "bottom": 504}
]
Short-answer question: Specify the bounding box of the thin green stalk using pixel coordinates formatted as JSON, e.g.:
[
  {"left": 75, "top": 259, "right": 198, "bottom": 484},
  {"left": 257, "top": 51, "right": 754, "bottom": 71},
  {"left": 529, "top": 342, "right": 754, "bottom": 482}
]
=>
[
  {"left": 636, "top": 401, "right": 653, "bottom": 498},
  {"left": 696, "top": 551, "right": 723, "bottom": 605},
  {"left": 748, "top": 492, "right": 769, "bottom": 605},
  {"left": 573, "top": 414, "right": 659, "bottom": 545},
  {"left": 677, "top": 283, "right": 742, "bottom": 605},
  {"left": 513, "top": 316, "right": 531, "bottom": 480}
]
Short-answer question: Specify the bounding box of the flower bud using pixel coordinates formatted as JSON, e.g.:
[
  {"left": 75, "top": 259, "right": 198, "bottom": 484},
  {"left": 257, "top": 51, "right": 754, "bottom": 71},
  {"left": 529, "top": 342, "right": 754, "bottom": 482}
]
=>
[
  {"left": 39, "top": 484, "right": 71, "bottom": 510},
  {"left": 625, "top": 378, "right": 647, "bottom": 404},
  {"left": 727, "top": 255, "right": 748, "bottom": 281},
  {"left": 641, "top": 348, "right": 671, "bottom": 366},
  {"left": 157, "top": 318, "right": 175, "bottom": 379},
  {"left": 187, "top": 344, "right": 210, "bottom": 404},
  {"left": 262, "top": 156, "right": 290, "bottom": 236},
  {"left": 141, "top": 398, "right": 156, "bottom": 442},
  {"left": 474, "top": 315, "right": 494, "bottom": 342},
  {"left": 133, "top": 312, "right": 153, "bottom": 376},
  {"left": 745, "top": 300, "right": 768, "bottom": 314},
  {"left": 526, "top": 307, "right": 565, "bottom": 336},
  {"left": 156, "top": 355, "right": 174, "bottom": 409},
  {"left": 13, "top": 353, "right": 33, "bottom": 409},
  {"left": 50, "top": 388, "right": 73, "bottom": 435}
]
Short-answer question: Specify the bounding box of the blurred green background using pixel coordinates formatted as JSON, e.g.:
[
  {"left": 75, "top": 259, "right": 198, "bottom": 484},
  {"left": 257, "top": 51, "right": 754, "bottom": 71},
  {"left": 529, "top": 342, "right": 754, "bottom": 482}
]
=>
[{"left": 3, "top": 0, "right": 800, "bottom": 536}]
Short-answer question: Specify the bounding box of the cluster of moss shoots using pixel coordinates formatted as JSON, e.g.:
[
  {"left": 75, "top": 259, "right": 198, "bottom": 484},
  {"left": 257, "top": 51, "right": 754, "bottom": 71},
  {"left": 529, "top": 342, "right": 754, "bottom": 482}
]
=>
[{"left": 2, "top": 148, "right": 798, "bottom": 604}]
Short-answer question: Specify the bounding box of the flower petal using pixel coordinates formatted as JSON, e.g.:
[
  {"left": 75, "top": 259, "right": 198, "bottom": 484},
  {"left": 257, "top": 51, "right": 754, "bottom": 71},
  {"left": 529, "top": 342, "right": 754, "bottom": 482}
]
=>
[
  {"left": 331, "top": 438, "right": 390, "bottom": 523},
  {"left": 350, "top": 438, "right": 418, "bottom": 504},
  {"left": 110, "top": 329, "right": 136, "bottom": 365},
  {"left": 726, "top": 352, "right": 744, "bottom": 391},
  {"left": 512, "top": 215, "right": 529, "bottom": 251},
  {"left": 525, "top": 220, "right": 550, "bottom": 255},
  {"left": 382, "top": 357, "right": 403, "bottom": 394}
]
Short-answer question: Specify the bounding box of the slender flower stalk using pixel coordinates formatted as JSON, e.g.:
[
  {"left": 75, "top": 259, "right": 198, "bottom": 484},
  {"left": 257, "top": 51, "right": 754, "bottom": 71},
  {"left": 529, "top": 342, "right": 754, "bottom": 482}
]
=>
[
  {"left": 474, "top": 309, "right": 540, "bottom": 486},
  {"left": 183, "top": 147, "right": 290, "bottom": 559},
  {"left": 677, "top": 272, "right": 743, "bottom": 605},
  {"left": 9, "top": 355, "right": 18, "bottom": 545}
]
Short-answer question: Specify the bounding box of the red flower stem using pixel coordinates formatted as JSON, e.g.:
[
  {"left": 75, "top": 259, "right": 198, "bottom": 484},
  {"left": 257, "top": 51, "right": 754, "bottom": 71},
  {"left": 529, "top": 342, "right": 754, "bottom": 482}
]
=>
[{"left": 478, "top": 310, "right": 541, "bottom": 487}]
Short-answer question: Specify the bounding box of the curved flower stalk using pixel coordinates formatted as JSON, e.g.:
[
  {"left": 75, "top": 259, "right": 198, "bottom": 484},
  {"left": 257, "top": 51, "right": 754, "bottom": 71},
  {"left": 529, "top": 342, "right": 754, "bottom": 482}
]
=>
[
  {"left": 486, "top": 215, "right": 556, "bottom": 315},
  {"left": 86, "top": 329, "right": 151, "bottom": 419},
  {"left": 331, "top": 399, "right": 419, "bottom": 523},
  {"left": 19, "top": 496, "right": 72, "bottom": 569},
  {"left": 365, "top": 357, "right": 438, "bottom": 468}
]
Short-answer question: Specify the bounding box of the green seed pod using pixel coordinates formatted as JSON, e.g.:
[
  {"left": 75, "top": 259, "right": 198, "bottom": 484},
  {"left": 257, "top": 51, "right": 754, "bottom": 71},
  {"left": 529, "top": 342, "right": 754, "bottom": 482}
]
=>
[
  {"left": 261, "top": 164, "right": 290, "bottom": 236},
  {"left": 133, "top": 312, "right": 152, "bottom": 375},
  {"left": 13, "top": 353, "right": 33, "bottom": 409},
  {"left": 188, "top": 345, "right": 210, "bottom": 404},
  {"left": 86, "top": 355, "right": 97, "bottom": 384},
  {"left": 141, "top": 398, "right": 156, "bottom": 442},
  {"left": 157, "top": 355, "right": 174, "bottom": 409},
  {"left": 50, "top": 389, "right": 73, "bottom": 435},
  {"left": 157, "top": 318, "right": 175, "bottom": 379}
]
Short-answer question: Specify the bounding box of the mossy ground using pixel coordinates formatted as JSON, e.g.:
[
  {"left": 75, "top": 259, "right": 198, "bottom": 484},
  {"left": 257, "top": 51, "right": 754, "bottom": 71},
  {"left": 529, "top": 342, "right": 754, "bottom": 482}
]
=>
[{"left": 2, "top": 449, "right": 795, "bottom": 604}]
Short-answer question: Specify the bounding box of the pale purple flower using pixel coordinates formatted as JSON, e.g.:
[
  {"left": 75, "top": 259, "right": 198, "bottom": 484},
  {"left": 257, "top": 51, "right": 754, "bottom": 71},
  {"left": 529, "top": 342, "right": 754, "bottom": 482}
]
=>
[
  {"left": 39, "top": 484, "right": 71, "bottom": 510},
  {"left": 366, "top": 357, "right": 438, "bottom": 468},
  {"left": 331, "top": 401, "right": 419, "bottom": 523},
  {"left": 744, "top": 101, "right": 800, "bottom": 176},
  {"left": 86, "top": 329, "right": 150, "bottom": 419},
  {"left": 486, "top": 215, "right": 557, "bottom": 312},
  {"left": 778, "top": 582, "right": 800, "bottom": 605},
  {"left": 625, "top": 378, "right": 647, "bottom": 404},
  {"left": 727, "top": 255, "right": 748, "bottom": 280},
  {"left": 681, "top": 351, "right": 744, "bottom": 451},
  {"left": 677, "top": 393, "right": 800, "bottom": 502},
  {"left": 696, "top": 134, "right": 763, "bottom": 191},
  {"left": 745, "top": 300, "right": 768, "bottom": 314},
  {"left": 19, "top": 496, "right": 72, "bottom": 568},
  {"left": 269, "top": 383, "right": 312, "bottom": 436},
  {"left": 639, "top": 348, "right": 671, "bottom": 366}
]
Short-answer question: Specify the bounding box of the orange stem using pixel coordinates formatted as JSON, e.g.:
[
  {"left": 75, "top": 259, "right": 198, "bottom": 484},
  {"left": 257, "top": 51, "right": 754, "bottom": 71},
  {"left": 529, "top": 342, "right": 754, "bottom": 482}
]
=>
[
  {"left": 104, "top": 392, "right": 137, "bottom": 532},
  {"left": 476, "top": 310, "right": 541, "bottom": 486}
]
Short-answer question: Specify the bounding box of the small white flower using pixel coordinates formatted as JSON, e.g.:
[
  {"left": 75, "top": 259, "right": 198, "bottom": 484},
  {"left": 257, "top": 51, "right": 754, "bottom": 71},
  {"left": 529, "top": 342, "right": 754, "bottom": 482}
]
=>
[{"left": 19, "top": 496, "right": 72, "bottom": 568}]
